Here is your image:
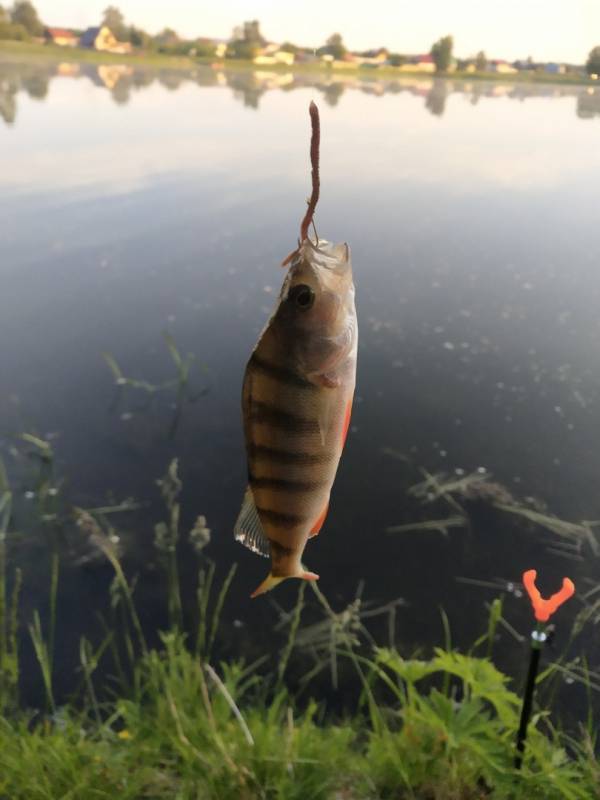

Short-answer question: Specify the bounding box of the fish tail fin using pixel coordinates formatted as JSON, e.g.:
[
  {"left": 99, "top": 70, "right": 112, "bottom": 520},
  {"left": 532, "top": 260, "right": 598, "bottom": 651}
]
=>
[
  {"left": 300, "top": 570, "right": 320, "bottom": 583},
  {"left": 250, "top": 573, "right": 286, "bottom": 598},
  {"left": 250, "top": 569, "right": 320, "bottom": 599}
]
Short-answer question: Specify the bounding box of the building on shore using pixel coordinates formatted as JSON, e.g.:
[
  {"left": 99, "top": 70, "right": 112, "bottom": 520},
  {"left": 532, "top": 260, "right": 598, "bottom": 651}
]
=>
[
  {"left": 253, "top": 43, "right": 295, "bottom": 66},
  {"left": 488, "top": 59, "right": 518, "bottom": 74},
  {"left": 356, "top": 48, "right": 389, "bottom": 66},
  {"left": 544, "top": 63, "right": 566, "bottom": 74},
  {"left": 45, "top": 28, "right": 78, "bottom": 47},
  {"left": 79, "top": 25, "right": 132, "bottom": 55},
  {"left": 398, "top": 54, "right": 436, "bottom": 73}
]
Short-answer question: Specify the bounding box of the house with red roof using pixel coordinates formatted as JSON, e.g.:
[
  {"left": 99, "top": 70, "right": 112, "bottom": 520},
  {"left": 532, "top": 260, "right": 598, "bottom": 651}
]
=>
[{"left": 45, "top": 27, "right": 78, "bottom": 47}]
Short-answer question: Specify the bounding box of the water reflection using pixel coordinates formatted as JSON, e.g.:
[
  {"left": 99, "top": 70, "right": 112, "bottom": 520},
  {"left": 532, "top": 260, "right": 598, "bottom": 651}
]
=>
[
  {"left": 425, "top": 81, "right": 447, "bottom": 116},
  {"left": 0, "top": 61, "right": 51, "bottom": 123},
  {"left": 577, "top": 89, "right": 600, "bottom": 118},
  {"left": 1, "top": 59, "right": 599, "bottom": 125}
]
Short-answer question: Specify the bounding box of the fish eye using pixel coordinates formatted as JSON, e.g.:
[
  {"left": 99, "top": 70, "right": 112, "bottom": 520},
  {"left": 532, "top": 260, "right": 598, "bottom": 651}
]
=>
[{"left": 288, "top": 284, "right": 315, "bottom": 310}]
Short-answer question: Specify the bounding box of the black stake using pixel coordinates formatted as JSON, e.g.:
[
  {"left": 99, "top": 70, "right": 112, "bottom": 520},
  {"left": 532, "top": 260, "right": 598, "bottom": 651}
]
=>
[{"left": 514, "top": 626, "right": 547, "bottom": 769}]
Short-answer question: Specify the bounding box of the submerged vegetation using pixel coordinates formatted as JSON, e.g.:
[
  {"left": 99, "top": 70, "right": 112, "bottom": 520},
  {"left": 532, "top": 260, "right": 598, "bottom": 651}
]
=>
[{"left": 1, "top": 450, "right": 599, "bottom": 798}]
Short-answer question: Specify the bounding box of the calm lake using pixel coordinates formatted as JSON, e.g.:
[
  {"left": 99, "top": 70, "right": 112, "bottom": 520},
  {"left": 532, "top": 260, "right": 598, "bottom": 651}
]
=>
[{"left": 2, "top": 58, "right": 600, "bottom": 706}]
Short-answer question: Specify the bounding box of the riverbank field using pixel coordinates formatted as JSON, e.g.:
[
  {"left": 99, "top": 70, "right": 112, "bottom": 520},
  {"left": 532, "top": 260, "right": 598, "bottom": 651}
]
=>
[
  {"left": 0, "top": 39, "right": 596, "bottom": 86},
  {"left": 1, "top": 461, "right": 599, "bottom": 800}
]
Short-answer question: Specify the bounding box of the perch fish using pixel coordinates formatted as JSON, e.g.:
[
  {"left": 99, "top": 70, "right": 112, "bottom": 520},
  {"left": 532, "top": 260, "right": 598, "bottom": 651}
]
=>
[{"left": 235, "top": 236, "right": 358, "bottom": 597}]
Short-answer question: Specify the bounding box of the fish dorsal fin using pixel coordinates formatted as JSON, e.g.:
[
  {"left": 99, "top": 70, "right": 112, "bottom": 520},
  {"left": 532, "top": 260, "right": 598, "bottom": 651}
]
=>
[{"left": 234, "top": 486, "right": 270, "bottom": 558}]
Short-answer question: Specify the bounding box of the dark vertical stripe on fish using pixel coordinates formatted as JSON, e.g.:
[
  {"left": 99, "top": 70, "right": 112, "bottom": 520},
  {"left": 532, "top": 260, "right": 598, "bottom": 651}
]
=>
[
  {"left": 248, "top": 401, "right": 320, "bottom": 434},
  {"left": 256, "top": 507, "right": 309, "bottom": 527},
  {"left": 249, "top": 473, "right": 328, "bottom": 493},
  {"left": 248, "top": 353, "right": 314, "bottom": 389},
  {"left": 248, "top": 444, "right": 334, "bottom": 465}
]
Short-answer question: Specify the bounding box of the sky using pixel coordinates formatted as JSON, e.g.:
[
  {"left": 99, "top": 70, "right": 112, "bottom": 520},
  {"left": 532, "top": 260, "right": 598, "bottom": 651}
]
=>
[{"left": 35, "top": 0, "right": 599, "bottom": 64}]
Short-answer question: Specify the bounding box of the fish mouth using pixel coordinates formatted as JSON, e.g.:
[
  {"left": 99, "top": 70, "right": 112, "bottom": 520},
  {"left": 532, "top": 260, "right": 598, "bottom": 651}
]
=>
[{"left": 302, "top": 238, "right": 351, "bottom": 274}]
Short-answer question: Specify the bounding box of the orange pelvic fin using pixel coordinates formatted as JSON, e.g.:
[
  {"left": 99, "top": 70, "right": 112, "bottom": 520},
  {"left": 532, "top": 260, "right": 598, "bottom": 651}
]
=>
[
  {"left": 250, "top": 570, "right": 320, "bottom": 599},
  {"left": 342, "top": 398, "right": 353, "bottom": 447}
]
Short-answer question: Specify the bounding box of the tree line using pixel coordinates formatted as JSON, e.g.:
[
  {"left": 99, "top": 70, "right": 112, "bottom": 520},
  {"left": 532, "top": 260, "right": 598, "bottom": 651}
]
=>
[
  {"left": 0, "top": 1, "right": 44, "bottom": 40},
  {"left": 1, "top": 3, "right": 600, "bottom": 77}
]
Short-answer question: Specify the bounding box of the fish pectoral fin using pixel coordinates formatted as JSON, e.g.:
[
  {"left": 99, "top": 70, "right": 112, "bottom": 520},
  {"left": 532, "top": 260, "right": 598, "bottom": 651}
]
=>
[
  {"left": 317, "top": 395, "right": 335, "bottom": 446},
  {"left": 234, "top": 486, "right": 270, "bottom": 558}
]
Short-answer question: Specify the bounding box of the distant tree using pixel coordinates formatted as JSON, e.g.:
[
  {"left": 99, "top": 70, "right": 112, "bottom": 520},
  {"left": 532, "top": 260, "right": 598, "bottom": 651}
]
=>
[
  {"left": 102, "top": 5, "right": 127, "bottom": 41},
  {"left": 279, "top": 41, "right": 300, "bottom": 54},
  {"left": 430, "top": 35, "right": 453, "bottom": 72},
  {"left": 586, "top": 46, "right": 600, "bottom": 76},
  {"left": 227, "top": 39, "right": 259, "bottom": 59},
  {"left": 0, "top": 20, "right": 28, "bottom": 39},
  {"left": 317, "top": 32, "right": 346, "bottom": 60},
  {"left": 128, "top": 25, "right": 152, "bottom": 49},
  {"left": 191, "top": 38, "right": 217, "bottom": 58},
  {"left": 154, "top": 27, "right": 179, "bottom": 49},
  {"left": 388, "top": 53, "right": 406, "bottom": 67},
  {"left": 242, "top": 19, "right": 264, "bottom": 45},
  {"left": 475, "top": 50, "right": 487, "bottom": 71},
  {"left": 227, "top": 19, "right": 264, "bottom": 59},
  {"left": 0, "top": 4, "right": 9, "bottom": 22},
  {"left": 10, "top": 1, "right": 43, "bottom": 36},
  {"left": 327, "top": 32, "right": 346, "bottom": 59}
]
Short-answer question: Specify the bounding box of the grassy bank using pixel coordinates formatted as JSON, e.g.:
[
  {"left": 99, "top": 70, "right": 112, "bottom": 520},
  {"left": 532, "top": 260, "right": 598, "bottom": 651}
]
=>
[
  {"left": 0, "top": 40, "right": 197, "bottom": 69},
  {"left": 1, "top": 454, "right": 599, "bottom": 799},
  {"left": 0, "top": 39, "right": 596, "bottom": 86},
  {"left": 2, "top": 634, "right": 599, "bottom": 799}
]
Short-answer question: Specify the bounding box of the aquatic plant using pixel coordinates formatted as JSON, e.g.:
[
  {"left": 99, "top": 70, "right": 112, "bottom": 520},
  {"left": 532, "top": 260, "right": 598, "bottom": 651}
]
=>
[
  {"left": 103, "top": 331, "right": 208, "bottom": 437},
  {"left": 102, "top": 331, "right": 196, "bottom": 396},
  {"left": 398, "top": 465, "right": 600, "bottom": 557},
  {"left": 0, "top": 456, "right": 20, "bottom": 715},
  {"left": 0, "top": 457, "right": 598, "bottom": 798}
]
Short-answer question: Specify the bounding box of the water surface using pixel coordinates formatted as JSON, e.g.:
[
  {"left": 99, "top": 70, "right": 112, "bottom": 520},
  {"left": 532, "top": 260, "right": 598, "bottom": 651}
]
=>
[{"left": 2, "top": 59, "right": 600, "bottom": 706}]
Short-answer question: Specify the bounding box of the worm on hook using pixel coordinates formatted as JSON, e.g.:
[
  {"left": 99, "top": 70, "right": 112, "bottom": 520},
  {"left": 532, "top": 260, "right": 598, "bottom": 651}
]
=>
[{"left": 281, "top": 101, "right": 321, "bottom": 266}]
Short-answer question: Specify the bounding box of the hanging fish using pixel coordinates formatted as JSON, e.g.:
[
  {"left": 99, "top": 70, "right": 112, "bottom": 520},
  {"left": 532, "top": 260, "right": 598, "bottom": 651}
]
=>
[{"left": 234, "top": 102, "right": 358, "bottom": 597}]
